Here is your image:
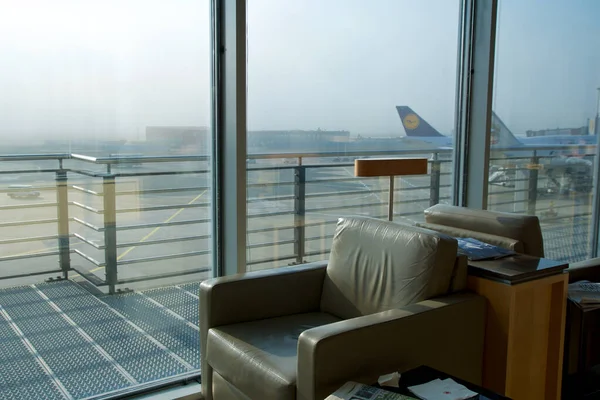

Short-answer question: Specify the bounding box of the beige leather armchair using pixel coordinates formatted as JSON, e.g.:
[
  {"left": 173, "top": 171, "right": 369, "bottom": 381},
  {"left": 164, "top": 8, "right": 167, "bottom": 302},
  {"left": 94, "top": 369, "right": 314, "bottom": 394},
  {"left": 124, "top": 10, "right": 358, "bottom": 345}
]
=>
[
  {"left": 200, "top": 217, "right": 486, "bottom": 400},
  {"left": 417, "top": 204, "right": 544, "bottom": 257}
]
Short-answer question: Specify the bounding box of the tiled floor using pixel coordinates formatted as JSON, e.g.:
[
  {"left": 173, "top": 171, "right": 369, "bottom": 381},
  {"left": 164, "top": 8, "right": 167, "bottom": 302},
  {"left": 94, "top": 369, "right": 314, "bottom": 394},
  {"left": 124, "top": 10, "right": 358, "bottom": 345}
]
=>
[{"left": 0, "top": 280, "right": 201, "bottom": 399}]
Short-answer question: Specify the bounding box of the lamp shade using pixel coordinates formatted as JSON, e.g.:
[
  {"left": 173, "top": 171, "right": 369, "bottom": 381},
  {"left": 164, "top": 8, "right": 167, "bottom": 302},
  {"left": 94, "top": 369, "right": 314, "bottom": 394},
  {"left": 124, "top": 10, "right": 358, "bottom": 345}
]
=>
[{"left": 354, "top": 158, "right": 428, "bottom": 177}]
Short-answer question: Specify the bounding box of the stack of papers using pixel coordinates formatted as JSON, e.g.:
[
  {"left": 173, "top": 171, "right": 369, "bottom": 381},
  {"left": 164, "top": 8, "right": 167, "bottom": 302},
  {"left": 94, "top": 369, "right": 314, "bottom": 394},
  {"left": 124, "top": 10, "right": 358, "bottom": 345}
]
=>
[{"left": 408, "top": 378, "right": 478, "bottom": 400}]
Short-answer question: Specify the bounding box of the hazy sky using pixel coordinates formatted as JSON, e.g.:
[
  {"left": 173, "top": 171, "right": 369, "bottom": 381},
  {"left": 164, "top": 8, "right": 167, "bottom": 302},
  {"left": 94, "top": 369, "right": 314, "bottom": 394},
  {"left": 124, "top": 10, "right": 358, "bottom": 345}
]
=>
[
  {"left": 0, "top": 0, "right": 598, "bottom": 142},
  {"left": 493, "top": 1, "right": 600, "bottom": 134},
  {"left": 0, "top": 0, "right": 211, "bottom": 141}
]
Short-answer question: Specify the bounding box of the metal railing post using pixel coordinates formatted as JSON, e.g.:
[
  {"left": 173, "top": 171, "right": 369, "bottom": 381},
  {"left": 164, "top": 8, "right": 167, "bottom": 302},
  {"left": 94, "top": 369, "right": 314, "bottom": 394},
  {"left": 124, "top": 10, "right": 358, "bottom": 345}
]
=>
[
  {"left": 293, "top": 165, "right": 306, "bottom": 264},
  {"left": 430, "top": 153, "right": 441, "bottom": 206},
  {"left": 528, "top": 151, "right": 539, "bottom": 215},
  {"left": 56, "top": 168, "right": 71, "bottom": 278},
  {"left": 103, "top": 175, "right": 118, "bottom": 294}
]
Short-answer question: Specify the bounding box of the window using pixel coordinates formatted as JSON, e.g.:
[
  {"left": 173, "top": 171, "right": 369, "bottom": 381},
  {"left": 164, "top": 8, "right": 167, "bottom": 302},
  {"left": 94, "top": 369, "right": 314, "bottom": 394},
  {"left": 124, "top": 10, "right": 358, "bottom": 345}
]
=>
[
  {"left": 0, "top": 1, "right": 211, "bottom": 398},
  {"left": 247, "top": 0, "right": 461, "bottom": 270},
  {"left": 487, "top": 0, "right": 600, "bottom": 262}
]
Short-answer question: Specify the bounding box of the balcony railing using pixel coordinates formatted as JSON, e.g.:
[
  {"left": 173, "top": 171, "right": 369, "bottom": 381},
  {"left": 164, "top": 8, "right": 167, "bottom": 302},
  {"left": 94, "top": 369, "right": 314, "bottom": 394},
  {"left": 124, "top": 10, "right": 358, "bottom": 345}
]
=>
[{"left": 0, "top": 146, "right": 595, "bottom": 293}]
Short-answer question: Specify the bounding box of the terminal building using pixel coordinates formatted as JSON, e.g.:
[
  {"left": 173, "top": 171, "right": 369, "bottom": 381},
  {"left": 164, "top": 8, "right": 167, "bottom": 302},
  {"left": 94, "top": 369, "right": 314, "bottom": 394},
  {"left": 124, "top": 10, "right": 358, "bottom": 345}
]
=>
[{"left": 525, "top": 125, "right": 589, "bottom": 137}]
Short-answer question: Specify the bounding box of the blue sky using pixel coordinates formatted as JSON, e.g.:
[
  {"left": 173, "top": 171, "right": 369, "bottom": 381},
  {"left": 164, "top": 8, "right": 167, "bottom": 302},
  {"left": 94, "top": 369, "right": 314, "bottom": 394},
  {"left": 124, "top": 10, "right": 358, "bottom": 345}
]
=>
[{"left": 0, "top": 0, "right": 598, "bottom": 141}]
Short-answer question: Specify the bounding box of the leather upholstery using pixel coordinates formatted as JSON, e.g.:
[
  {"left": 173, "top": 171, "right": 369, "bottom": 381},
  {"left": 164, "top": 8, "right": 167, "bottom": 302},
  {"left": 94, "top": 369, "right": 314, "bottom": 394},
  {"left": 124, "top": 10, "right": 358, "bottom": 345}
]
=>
[
  {"left": 200, "top": 217, "right": 486, "bottom": 400},
  {"left": 200, "top": 261, "right": 327, "bottom": 400},
  {"left": 297, "top": 293, "right": 486, "bottom": 400},
  {"left": 449, "top": 255, "right": 468, "bottom": 292},
  {"left": 416, "top": 222, "right": 525, "bottom": 254},
  {"left": 207, "top": 312, "right": 340, "bottom": 399},
  {"left": 213, "top": 371, "right": 251, "bottom": 400},
  {"left": 423, "top": 204, "right": 544, "bottom": 257},
  {"left": 321, "top": 217, "right": 458, "bottom": 319}
]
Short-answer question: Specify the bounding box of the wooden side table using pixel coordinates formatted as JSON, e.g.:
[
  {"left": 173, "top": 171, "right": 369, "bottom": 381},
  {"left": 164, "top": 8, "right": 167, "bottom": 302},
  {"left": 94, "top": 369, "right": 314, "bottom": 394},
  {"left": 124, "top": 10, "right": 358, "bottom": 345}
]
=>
[{"left": 467, "top": 255, "right": 569, "bottom": 400}]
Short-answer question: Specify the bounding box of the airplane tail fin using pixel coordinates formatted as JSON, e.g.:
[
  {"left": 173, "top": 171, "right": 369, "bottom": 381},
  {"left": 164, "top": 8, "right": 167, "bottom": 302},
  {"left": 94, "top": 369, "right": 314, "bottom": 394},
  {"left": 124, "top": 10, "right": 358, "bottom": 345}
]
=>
[
  {"left": 396, "top": 106, "right": 444, "bottom": 137},
  {"left": 491, "top": 112, "right": 522, "bottom": 148}
]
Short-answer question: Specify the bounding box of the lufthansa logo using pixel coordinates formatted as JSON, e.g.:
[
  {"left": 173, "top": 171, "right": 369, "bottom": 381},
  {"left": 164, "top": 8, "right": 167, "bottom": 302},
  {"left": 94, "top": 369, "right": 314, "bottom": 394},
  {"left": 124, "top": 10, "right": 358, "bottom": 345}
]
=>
[{"left": 403, "top": 114, "right": 420, "bottom": 130}]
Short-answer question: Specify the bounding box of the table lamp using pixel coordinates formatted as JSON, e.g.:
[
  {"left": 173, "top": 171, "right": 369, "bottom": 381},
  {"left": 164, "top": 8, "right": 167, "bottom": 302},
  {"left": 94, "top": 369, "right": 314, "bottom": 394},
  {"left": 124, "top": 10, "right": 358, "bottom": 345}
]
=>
[{"left": 354, "top": 158, "right": 428, "bottom": 221}]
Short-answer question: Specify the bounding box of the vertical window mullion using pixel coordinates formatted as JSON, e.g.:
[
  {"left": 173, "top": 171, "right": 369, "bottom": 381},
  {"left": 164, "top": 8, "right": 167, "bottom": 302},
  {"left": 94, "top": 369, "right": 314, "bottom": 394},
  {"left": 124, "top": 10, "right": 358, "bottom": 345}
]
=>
[
  {"left": 455, "top": 0, "right": 498, "bottom": 209},
  {"left": 213, "top": 0, "right": 247, "bottom": 277}
]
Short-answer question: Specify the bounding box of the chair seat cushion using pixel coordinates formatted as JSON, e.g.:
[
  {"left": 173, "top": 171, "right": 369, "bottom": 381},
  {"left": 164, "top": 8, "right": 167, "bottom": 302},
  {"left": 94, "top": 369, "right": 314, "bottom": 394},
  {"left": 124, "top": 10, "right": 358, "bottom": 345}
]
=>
[{"left": 207, "top": 312, "right": 341, "bottom": 400}]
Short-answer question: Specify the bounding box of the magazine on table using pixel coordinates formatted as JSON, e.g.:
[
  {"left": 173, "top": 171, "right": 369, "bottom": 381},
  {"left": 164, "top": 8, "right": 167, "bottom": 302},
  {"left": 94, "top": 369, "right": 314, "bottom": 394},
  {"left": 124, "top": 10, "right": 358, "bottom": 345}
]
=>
[
  {"left": 326, "top": 381, "right": 416, "bottom": 400},
  {"left": 456, "top": 237, "right": 515, "bottom": 261}
]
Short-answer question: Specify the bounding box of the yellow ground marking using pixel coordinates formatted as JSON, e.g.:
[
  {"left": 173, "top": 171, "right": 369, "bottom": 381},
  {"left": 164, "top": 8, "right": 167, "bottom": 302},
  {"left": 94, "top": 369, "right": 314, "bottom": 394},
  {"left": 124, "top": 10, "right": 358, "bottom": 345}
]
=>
[{"left": 89, "top": 190, "right": 207, "bottom": 273}]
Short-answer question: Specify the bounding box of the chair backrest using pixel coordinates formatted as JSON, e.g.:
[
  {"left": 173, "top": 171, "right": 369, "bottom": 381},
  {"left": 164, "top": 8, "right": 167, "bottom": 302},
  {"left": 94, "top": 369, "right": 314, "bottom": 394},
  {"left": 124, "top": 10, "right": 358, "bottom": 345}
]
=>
[
  {"left": 423, "top": 204, "right": 544, "bottom": 257},
  {"left": 320, "top": 217, "right": 459, "bottom": 320}
]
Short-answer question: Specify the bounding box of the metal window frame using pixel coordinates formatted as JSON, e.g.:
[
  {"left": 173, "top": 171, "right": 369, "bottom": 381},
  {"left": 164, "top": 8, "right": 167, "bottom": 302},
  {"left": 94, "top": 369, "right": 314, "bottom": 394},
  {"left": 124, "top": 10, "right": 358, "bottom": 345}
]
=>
[
  {"left": 590, "top": 92, "right": 600, "bottom": 257},
  {"left": 214, "top": 0, "right": 500, "bottom": 277},
  {"left": 212, "top": 0, "right": 247, "bottom": 277},
  {"left": 454, "top": 0, "right": 498, "bottom": 209}
]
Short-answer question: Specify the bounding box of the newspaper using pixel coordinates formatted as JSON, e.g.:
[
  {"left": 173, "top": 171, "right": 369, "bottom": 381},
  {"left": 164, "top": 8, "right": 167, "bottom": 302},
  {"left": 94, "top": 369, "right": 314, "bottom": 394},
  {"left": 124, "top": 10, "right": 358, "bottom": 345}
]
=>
[
  {"left": 326, "top": 381, "right": 416, "bottom": 400},
  {"left": 456, "top": 237, "right": 515, "bottom": 261}
]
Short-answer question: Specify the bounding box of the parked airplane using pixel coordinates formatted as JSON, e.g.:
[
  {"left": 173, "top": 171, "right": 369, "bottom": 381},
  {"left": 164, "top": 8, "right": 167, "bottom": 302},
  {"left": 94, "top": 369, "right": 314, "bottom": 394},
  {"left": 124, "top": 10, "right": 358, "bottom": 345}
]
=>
[
  {"left": 396, "top": 105, "right": 597, "bottom": 151},
  {"left": 396, "top": 105, "right": 595, "bottom": 192}
]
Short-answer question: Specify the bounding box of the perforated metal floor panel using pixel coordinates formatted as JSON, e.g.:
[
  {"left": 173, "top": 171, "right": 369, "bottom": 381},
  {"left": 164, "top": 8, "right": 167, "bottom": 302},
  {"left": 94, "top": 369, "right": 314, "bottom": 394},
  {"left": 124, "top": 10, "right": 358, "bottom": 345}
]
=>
[
  {"left": 101, "top": 289, "right": 200, "bottom": 369},
  {"left": 0, "top": 280, "right": 202, "bottom": 400}
]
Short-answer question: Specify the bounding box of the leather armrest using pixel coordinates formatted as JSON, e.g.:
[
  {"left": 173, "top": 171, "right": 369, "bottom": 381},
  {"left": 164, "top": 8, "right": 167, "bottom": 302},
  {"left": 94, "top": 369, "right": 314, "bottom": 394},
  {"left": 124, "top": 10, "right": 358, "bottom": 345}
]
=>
[
  {"left": 423, "top": 204, "right": 544, "bottom": 257},
  {"left": 416, "top": 222, "right": 525, "bottom": 254},
  {"left": 568, "top": 257, "right": 600, "bottom": 283},
  {"left": 200, "top": 261, "right": 327, "bottom": 329},
  {"left": 200, "top": 261, "right": 328, "bottom": 400},
  {"left": 296, "top": 292, "right": 486, "bottom": 400}
]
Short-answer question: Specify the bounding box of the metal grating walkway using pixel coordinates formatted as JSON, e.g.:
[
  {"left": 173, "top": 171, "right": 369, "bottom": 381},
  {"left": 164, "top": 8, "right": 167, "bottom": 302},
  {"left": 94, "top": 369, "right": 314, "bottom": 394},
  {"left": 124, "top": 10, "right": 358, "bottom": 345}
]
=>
[{"left": 0, "top": 280, "right": 201, "bottom": 400}]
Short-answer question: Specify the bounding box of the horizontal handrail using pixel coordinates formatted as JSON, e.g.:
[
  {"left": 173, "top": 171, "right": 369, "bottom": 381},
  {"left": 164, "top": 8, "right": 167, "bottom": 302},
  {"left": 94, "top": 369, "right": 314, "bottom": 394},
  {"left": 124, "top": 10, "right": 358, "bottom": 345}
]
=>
[
  {"left": 71, "top": 185, "right": 102, "bottom": 196},
  {"left": 0, "top": 234, "right": 63, "bottom": 245},
  {"left": 73, "top": 232, "right": 210, "bottom": 251},
  {"left": 117, "top": 250, "right": 210, "bottom": 265},
  {"left": 73, "top": 249, "right": 105, "bottom": 267},
  {"left": 71, "top": 153, "right": 210, "bottom": 164},
  {"left": 246, "top": 254, "right": 297, "bottom": 266},
  {"left": 0, "top": 218, "right": 58, "bottom": 228},
  {"left": 116, "top": 267, "right": 211, "bottom": 285},
  {"left": 116, "top": 218, "right": 211, "bottom": 231},
  {"left": 0, "top": 202, "right": 58, "bottom": 210},
  {"left": 248, "top": 239, "right": 296, "bottom": 250},
  {"left": 111, "top": 186, "right": 208, "bottom": 196},
  {"left": 0, "top": 153, "right": 69, "bottom": 162},
  {"left": 0, "top": 147, "right": 596, "bottom": 289},
  {"left": 0, "top": 250, "right": 61, "bottom": 262},
  {"left": 116, "top": 202, "right": 210, "bottom": 214},
  {"left": 0, "top": 169, "right": 59, "bottom": 176}
]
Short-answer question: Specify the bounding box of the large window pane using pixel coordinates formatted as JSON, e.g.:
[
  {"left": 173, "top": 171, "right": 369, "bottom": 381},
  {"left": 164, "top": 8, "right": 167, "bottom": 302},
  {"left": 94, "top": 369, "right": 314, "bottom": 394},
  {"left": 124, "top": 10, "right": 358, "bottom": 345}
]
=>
[
  {"left": 487, "top": 0, "right": 600, "bottom": 262},
  {"left": 247, "top": 0, "right": 460, "bottom": 270},
  {"left": 0, "top": 1, "right": 211, "bottom": 398}
]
